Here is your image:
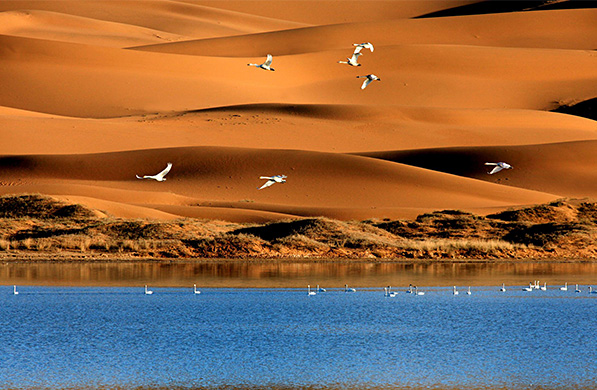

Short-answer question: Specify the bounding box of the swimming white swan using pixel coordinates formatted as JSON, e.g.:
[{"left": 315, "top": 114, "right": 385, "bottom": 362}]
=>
[
  {"left": 500, "top": 283, "right": 506, "bottom": 292},
  {"left": 144, "top": 285, "right": 153, "bottom": 295},
  {"left": 485, "top": 162, "right": 513, "bottom": 175},
  {"left": 589, "top": 286, "right": 597, "bottom": 294},
  {"left": 338, "top": 52, "right": 362, "bottom": 67},
  {"left": 540, "top": 282, "right": 547, "bottom": 291},
  {"left": 575, "top": 284, "right": 581, "bottom": 293},
  {"left": 414, "top": 286, "right": 425, "bottom": 296},
  {"left": 384, "top": 286, "right": 397, "bottom": 297},
  {"left": 13, "top": 285, "right": 18, "bottom": 295},
  {"left": 136, "top": 162, "right": 172, "bottom": 182},
  {"left": 467, "top": 286, "right": 472, "bottom": 295},
  {"left": 356, "top": 74, "right": 381, "bottom": 90},
  {"left": 453, "top": 286, "right": 459, "bottom": 295},
  {"left": 193, "top": 284, "right": 201, "bottom": 294},
  {"left": 247, "top": 54, "right": 275, "bottom": 71},
  {"left": 308, "top": 285, "right": 316, "bottom": 296},
  {"left": 560, "top": 282, "right": 568, "bottom": 291},
  {"left": 345, "top": 284, "right": 356, "bottom": 293},
  {"left": 406, "top": 284, "right": 413, "bottom": 294},
  {"left": 353, "top": 42, "right": 374, "bottom": 53},
  {"left": 258, "top": 174, "right": 287, "bottom": 190},
  {"left": 522, "top": 283, "right": 533, "bottom": 292},
  {"left": 317, "top": 285, "right": 326, "bottom": 292}
]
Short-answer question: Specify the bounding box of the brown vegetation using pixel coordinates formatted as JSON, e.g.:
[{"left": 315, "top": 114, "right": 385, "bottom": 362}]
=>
[{"left": 1, "top": 195, "right": 597, "bottom": 261}]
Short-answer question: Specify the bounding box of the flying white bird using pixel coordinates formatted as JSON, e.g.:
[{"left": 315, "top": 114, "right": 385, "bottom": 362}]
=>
[
  {"left": 258, "top": 174, "right": 287, "bottom": 190},
  {"left": 353, "top": 42, "right": 374, "bottom": 53},
  {"left": 338, "top": 51, "right": 362, "bottom": 67},
  {"left": 485, "top": 162, "right": 513, "bottom": 175},
  {"left": 356, "top": 74, "right": 381, "bottom": 89},
  {"left": 247, "top": 54, "right": 275, "bottom": 71},
  {"left": 136, "top": 163, "right": 172, "bottom": 181}
]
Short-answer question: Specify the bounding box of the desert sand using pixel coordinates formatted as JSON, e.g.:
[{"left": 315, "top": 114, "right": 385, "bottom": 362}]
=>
[{"left": 0, "top": 0, "right": 596, "bottom": 223}]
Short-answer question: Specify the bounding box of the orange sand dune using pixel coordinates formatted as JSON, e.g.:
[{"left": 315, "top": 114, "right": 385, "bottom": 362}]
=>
[
  {"left": 360, "top": 140, "right": 597, "bottom": 199},
  {"left": 3, "top": 104, "right": 596, "bottom": 155},
  {"left": 0, "top": 9, "right": 187, "bottom": 47},
  {"left": 0, "top": 1, "right": 594, "bottom": 223},
  {"left": 0, "top": 1, "right": 306, "bottom": 38},
  {"left": 132, "top": 9, "right": 597, "bottom": 56},
  {"left": 0, "top": 147, "right": 558, "bottom": 221},
  {"left": 190, "top": 1, "right": 477, "bottom": 24},
  {"left": 1, "top": 34, "right": 595, "bottom": 117}
]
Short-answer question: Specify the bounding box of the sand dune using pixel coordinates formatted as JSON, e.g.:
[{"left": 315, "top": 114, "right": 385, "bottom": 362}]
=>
[
  {"left": 1, "top": 34, "right": 595, "bottom": 118},
  {"left": 360, "top": 140, "right": 597, "bottom": 199},
  {"left": 0, "top": 147, "right": 558, "bottom": 221},
  {"left": 0, "top": 1, "right": 595, "bottom": 222},
  {"left": 132, "top": 9, "right": 597, "bottom": 56}
]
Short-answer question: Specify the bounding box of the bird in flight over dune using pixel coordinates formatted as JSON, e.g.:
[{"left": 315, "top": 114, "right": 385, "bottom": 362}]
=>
[
  {"left": 338, "top": 51, "right": 362, "bottom": 67},
  {"left": 353, "top": 42, "right": 374, "bottom": 53},
  {"left": 247, "top": 54, "right": 275, "bottom": 71},
  {"left": 356, "top": 74, "right": 381, "bottom": 89},
  {"left": 258, "top": 175, "right": 287, "bottom": 190},
  {"left": 136, "top": 163, "right": 172, "bottom": 181},
  {"left": 485, "top": 162, "right": 513, "bottom": 175}
]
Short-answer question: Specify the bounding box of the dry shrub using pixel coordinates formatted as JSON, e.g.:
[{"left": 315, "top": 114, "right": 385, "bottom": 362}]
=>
[{"left": 0, "top": 239, "right": 9, "bottom": 251}]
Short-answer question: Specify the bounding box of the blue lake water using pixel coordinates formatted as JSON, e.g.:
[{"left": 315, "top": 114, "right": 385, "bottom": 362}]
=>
[{"left": 1, "top": 285, "right": 596, "bottom": 389}]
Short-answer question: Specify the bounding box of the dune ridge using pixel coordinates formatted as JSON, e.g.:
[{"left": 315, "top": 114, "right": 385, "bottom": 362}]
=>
[{"left": 0, "top": 0, "right": 595, "bottom": 239}]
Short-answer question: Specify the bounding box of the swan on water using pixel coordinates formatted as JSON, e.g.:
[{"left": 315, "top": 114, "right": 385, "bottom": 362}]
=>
[
  {"left": 136, "top": 162, "right": 172, "bottom": 182},
  {"left": 308, "top": 285, "right": 316, "bottom": 296},
  {"left": 247, "top": 54, "right": 275, "bottom": 71},
  {"left": 406, "top": 284, "right": 413, "bottom": 294},
  {"left": 258, "top": 175, "right": 287, "bottom": 190},
  {"left": 145, "top": 285, "right": 153, "bottom": 295},
  {"left": 523, "top": 283, "right": 533, "bottom": 292},
  {"left": 466, "top": 286, "right": 472, "bottom": 295},
  {"left": 317, "top": 285, "right": 326, "bottom": 292},
  {"left": 13, "top": 285, "right": 18, "bottom": 295},
  {"left": 540, "top": 282, "right": 547, "bottom": 291},
  {"left": 500, "top": 283, "right": 506, "bottom": 292},
  {"left": 453, "top": 286, "right": 459, "bottom": 296},
  {"left": 194, "top": 284, "right": 201, "bottom": 294},
  {"left": 485, "top": 162, "right": 512, "bottom": 175},
  {"left": 345, "top": 284, "right": 356, "bottom": 293},
  {"left": 560, "top": 282, "right": 568, "bottom": 291},
  {"left": 575, "top": 284, "right": 581, "bottom": 293},
  {"left": 353, "top": 42, "right": 374, "bottom": 53},
  {"left": 414, "top": 286, "right": 425, "bottom": 296},
  {"left": 356, "top": 74, "right": 381, "bottom": 90}
]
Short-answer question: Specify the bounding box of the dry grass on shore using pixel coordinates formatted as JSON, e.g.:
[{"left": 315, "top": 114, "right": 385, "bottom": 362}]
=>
[{"left": 1, "top": 194, "right": 596, "bottom": 260}]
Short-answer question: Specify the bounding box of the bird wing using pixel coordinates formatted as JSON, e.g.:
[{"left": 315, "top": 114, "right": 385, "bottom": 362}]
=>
[
  {"left": 156, "top": 163, "right": 172, "bottom": 179},
  {"left": 260, "top": 176, "right": 274, "bottom": 180},
  {"left": 485, "top": 162, "right": 498, "bottom": 166},
  {"left": 264, "top": 54, "right": 273, "bottom": 66},
  {"left": 361, "top": 78, "right": 372, "bottom": 89},
  {"left": 136, "top": 175, "right": 144, "bottom": 179},
  {"left": 259, "top": 180, "right": 275, "bottom": 190},
  {"left": 489, "top": 166, "right": 503, "bottom": 175},
  {"left": 353, "top": 45, "right": 363, "bottom": 55},
  {"left": 365, "top": 42, "right": 374, "bottom": 52}
]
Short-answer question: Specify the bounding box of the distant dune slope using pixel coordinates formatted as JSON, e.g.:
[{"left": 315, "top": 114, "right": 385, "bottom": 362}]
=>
[
  {"left": 1, "top": 34, "right": 595, "bottom": 117},
  {"left": 0, "top": 1, "right": 307, "bottom": 38},
  {"left": 131, "top": 9, "right": 597, "bottom": 56},
  {"left": 359, "top": 140, "right": 597, "bottom": 199}
]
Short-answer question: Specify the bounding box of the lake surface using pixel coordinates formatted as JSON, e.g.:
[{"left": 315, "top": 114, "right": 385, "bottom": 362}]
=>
[{"left": 2, "top": 283, "right": 597, "bottom": 389}]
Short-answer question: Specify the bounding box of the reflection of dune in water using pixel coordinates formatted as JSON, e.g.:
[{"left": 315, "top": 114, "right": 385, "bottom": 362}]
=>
[{"left": 2, "top": 262, "right": 596, "bottom": 288}]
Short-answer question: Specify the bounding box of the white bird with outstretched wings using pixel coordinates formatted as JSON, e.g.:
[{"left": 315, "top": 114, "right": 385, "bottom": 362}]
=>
[
  {"left": 258, "top": 174, "right": 287, "bottom": 190},
  {"left": 136, "top": 163, "right": 172, "bottom": 181},
  {"left": 485, "top": 162, "right": 512, "bottom": 175}
]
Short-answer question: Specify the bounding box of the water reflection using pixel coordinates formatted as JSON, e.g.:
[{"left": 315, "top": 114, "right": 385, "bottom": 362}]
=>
[{"left": 1, "top": 261, "right": 596, "bottom": 287}]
